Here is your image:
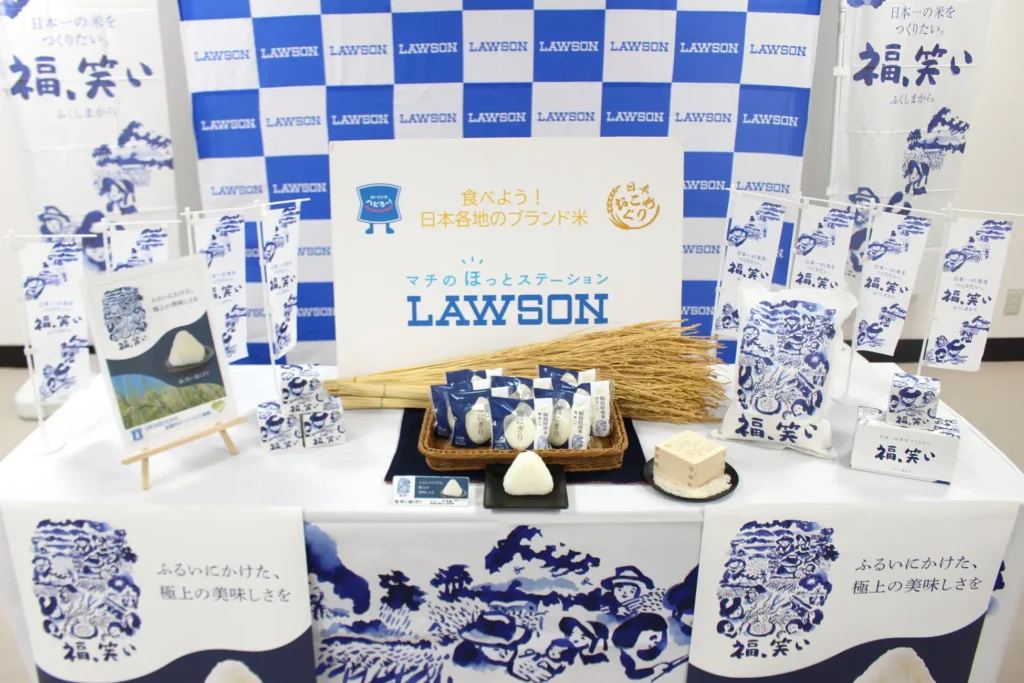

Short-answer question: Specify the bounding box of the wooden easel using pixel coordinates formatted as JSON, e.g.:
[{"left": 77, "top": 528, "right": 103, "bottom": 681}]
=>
[{"left": 121, "top": 416, "right": 247, "bottom": 490}]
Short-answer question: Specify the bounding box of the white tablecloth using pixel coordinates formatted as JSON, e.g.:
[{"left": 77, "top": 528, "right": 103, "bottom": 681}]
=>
[{"left": 1, "top": 349, "right": 1023, "bottom": 681}]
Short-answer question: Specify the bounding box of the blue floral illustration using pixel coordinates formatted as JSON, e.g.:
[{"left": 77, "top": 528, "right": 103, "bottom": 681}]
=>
[
  {"left": 101, "top": 286, "right": 146, "bottom": 346},
  {"left": 38, "top": 335, "right": 90, "bottom": 400},
  {"left": 222, "top": 304, "right": 247, "bottom": 359},
  {"left": 306, "top": 524, "right": 697, "bottom": 682},
  {"left": 857, "top": 304, "right": 907, "bottom": 349},
  {"left": 30, "top": 519, "right": 141, "bottom": 663},
  {"left": 199, "top": 214, "right": 244, "bottom": 267},
  {"left": 716, "top": 520, "right": 838, "bottom": 660},
  {"left": 273, "top": 293, "right": 298, "bottom": 357}
]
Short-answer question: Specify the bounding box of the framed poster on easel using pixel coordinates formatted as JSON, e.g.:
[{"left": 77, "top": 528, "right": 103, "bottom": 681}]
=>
[{"left": 84, "top": 255, "right": 244, "bottom": 489}]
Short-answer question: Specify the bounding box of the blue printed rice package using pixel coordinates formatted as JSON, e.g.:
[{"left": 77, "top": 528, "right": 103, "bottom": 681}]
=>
[
  {"left": 430, "top": 385, "right": 454, "bottom": 438},
  {"left": 257, "top": 401, "right": 303, "bottom": 451},
  {"left": 302, "top": 397, "right": 346, "bottom": 448},
  {"left": 449, "top": 389, "right": 492, "bottom": 448},
  {"left": 490, "top": 376, "right": 553, "bottom": 400},
  {"left": 534, "top": 388, "right": 577, "bottom": 449},
  {"left": 721, "top": 282, "right": 857, "bottom": 458},
  {"left": 277, "top": 364, "right": 333, "bottom": 415},
  {"left": 445, "top": 368, "right": 503, "bottom": 386},
  {"left": 538, "top": 365, "right": 597, "bottom": 387},
  {"left": 490, "top": 397, "right": 538, "bottom": 451}
]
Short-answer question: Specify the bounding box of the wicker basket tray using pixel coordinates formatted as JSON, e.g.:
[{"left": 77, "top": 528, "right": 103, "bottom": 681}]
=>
[{"left": 419, "top": 402, "right": 627, "bottom": 472}]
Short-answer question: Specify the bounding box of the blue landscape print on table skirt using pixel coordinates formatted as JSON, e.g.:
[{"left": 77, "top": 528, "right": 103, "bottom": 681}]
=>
[{"left": 306, "top": 524, "right": 699, "bottom": 682}]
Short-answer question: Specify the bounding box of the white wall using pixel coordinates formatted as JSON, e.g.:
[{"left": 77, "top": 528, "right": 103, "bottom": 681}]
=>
[{"left": 0, "top": 2, "right": 1020, "bottom": 347}]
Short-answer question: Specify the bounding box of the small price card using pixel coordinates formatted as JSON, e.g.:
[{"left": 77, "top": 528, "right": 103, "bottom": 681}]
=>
[{"left": 392, "top": 475, "right": 470, "bottom": 507}]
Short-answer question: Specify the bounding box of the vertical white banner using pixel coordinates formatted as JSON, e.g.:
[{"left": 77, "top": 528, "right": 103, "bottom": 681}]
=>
[
  {"left": 17, "top": 239, "right": 90, "bottom": 402},
  {"left": 106, "top": 225, "right": 170, "bottom": 272},
  {"left": 854, "top": 212, "right": 931, "bottom": 355},
  {"left": 791, "top": 206, "right": 855, "bottom": 291},
  {"left": 193, "top": 212, "right": 248, "bottom": 363},
  {"left": 835, "top": 0, "right": 995, "bottom": 282},
  {"left": 714, "top": 196, "right": 787, "bottom": 339},
  {"left": 925, "top": 217, "right": 1012, "bottom": 372},
  {"left": 0, "top": 0, "right": 177, "bottom": 273},
  {"left": 262, "top": 203, "right": 300, "bottom": 360}
]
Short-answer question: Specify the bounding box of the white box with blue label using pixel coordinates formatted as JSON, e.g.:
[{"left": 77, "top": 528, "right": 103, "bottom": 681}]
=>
[
  {"left": 257, "top": 401, "right": 303, "bottom": 452},
  {"left": 301, "top": 398, "right": 346, "bottom": 448},
  {"left": 277, "top": 364, "right": 333, "bottom": 415},
  {"left": 886, "top": 372, "right": 940, "bottom": 430},
  {"left": 851, "top": 407, "right": 961, "bottom": 484}
]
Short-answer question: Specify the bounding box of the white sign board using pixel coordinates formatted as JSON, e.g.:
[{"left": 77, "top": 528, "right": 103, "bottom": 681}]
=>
[
  {"left": 84, "top": 255, "right": 238, "bottom": 451},
  {"left": 3, "top": 501, "right": 314, "bottom": 683},
  {"left": 687, "top": 501, "right": 1017, "bottom": 683},
  {"left": 331, "top": 138, "right": 684, "bottom": 377}
]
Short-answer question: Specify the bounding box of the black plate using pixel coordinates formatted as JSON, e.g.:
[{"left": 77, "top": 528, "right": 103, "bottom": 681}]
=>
[
  {"left": 484, "top": 464, "right": 568, "bottom": 509},
  {"left": 643, "top": 460, "right": 739, "bottom": 503},
  {"left": 164, "top": 345, "right": 216, "bottom": 373}
]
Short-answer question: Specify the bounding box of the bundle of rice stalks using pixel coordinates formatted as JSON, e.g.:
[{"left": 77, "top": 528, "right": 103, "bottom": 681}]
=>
[{"left": 325, "top": 321, "right": 725, "bottom": 424}]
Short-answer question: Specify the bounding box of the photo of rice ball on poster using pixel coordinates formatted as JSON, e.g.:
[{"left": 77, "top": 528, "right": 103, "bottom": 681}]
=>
[{"left": 85, "top": 255, "right": 238, "bottom": 451}]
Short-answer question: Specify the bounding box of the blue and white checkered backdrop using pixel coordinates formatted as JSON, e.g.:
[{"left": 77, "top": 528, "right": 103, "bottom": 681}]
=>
[{"left": 177, "top": 0, "right": 822, "bottom": 365}]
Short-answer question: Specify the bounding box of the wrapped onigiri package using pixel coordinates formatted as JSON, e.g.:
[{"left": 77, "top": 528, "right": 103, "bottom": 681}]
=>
[
  {"left": 429, "top": 385, "right": 452, "bottom": 438},
  {"left": 535, "top": 388, "right": 576, "bottom": 449},
  {"left": 533, "top": 398, "right": 554, "bottom": 450},
  {"left": 446, "top": 368, "right": 503, "bottom": 385},
  {"left": 490, "top": 397, "right": 538, "bottom": 451},
  {"left": 449, "top": 388, "right": 492, "bottom": 448},
  {"left": 537, "top": 365, "right": 597, "bottom": 387},
  {"left": 555, "top": 380, "right": 613, "bottom": 438},
  {"left": 721, "top": 282, "right": 857, "bottom": 457},
  {"left": 490, "top": 376, "right": 554, "bottom": 400}
]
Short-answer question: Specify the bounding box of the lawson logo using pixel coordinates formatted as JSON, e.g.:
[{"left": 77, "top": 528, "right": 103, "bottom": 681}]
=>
[
  {"left": 212, "top": 184, "right": 263, "bottom": 196},
  {"left": 735, "top": 180, "right": 792, "bottom": 194},
  {"left": 605, "top": 111, "right": 665, "bottom": 123},
  {"left": 674, "top": 111, "right": 733, "bottom": 123},
  {"left": 682, "top": 305, "right": 715, "bottom": 316},
  {"left": 266, "top": 116, "right": 322, "bottom": 128},
  {"left": 399, "top": 112, "right": 458, "bottom": 124},
  {"left": 684, "top": 244, "right": 722, "bottom": 255},
  {"left": 468, "top": 41, "right": 529, "bottom": 52},
  {"left": 741, "top": 113, "right": 800, "bottom": 128},
  {"left": 467, "top": 111, "right": 528, "bottom": 124},
  {"left": 260, "top": 46, "right": 320, "bottom": 59},
  {"left": 537, "top": 111, "right": 596, "bottom": 123},
  {"left": 200, "top": 118, "right": 257, "bottom": 131},
  {"left": 273, "top": 182, "right": 328, "bottom": 194},
  {"left": 194, "top": 49, "right": 251, "bottom": 62},
  {"left": 329, "top": 44, "right": 388, "bottom": 56},
  {"left": 749, "top": 43, "right": 808, "bottom": 57},
  {"left": 331, "top": 114, "right": 390, "bottom": 126},
  {"left": 398, "top": 42, "right": 459, "bottom": 54},
  {"left": 684, "top": 180, "right": 729, "bottom": 191},
  {"left": 679, "top": 42, "right": 740, "bottom": 54},
  {"left": 609, "top": 41, "right": 670, "bottom": 52},
  {"left": 538, "top": 40, "right": 601, "bottom": 52}
]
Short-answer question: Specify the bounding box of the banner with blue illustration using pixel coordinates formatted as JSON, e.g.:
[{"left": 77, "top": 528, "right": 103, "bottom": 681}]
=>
[
  {"left": 924, "top": 215, "right": 1012, "bottom": 372},
  {"left": 1, "top": 501, "right": 314, "bottom": 683},
  {"left": 305, "top": 519, "right": 701, "bottom": 683},
  {"left": 176, "top": 1, "right": 824, "bottom": 364},
  {"left": 83, "top": 255, "right": 239, "bottom": 451},
  {"left": 331, "top": 137, "right": 683, "bottom": 377},
  {"left": 790, "top": 204, "right": 855, "bottom": 293},
  {"left": 0, "top": 0, "right": 178, "bottom": 273},
  {"left": 853, "top": 211, "right": 931, "bottom": 356},
  {"left": 688, "top": 501, "right": 1018, "bottom": 682},
  {"left": 834, "top": 0, "right": 994, "bottom": 280},
  {"left": 104, "top": 222, "right": 172, "bottom": 272},
  {"left": 713, "top": 194, "right": 789, "bottom": 341},
  {"left": 261, "top": 202, "right": 301, "bottom": 360},
  {"left": 16, "top": 238, "right": 90, "bottom": 403},
  {"left": 192, "top": 211, "right": 249, "bottom": 363}
]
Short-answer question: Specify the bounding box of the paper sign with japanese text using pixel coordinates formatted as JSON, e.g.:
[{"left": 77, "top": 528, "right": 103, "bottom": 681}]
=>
[
  {"left": 193, "top": 212, "right": 248, "bottom": 363},
  {"left": 688, "top": 500, "right": 1018, "bottom": 683},
  {"left": 2, "top": 501, "right": 314, "bottom": 683},
  {"left": 791, "top": 205, "right": 855, "bottom": 292},
  {"left": 83, "top": 255, "right": 238, "bottom": 451},
  {"left": 714, "top": 195, "right": 787, "bottom": 339},
  {"left": 854, "top": 212, "right": 931, "bottom": 356},
  {"left": 925, "top": 216, "right": 1012, "bottom": 372},
  {"left": 17, "top": 238, "right": 90, "bottom": 403},
  {"left": 330, "top": 138, "right": 683, "bottom": 377}
]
